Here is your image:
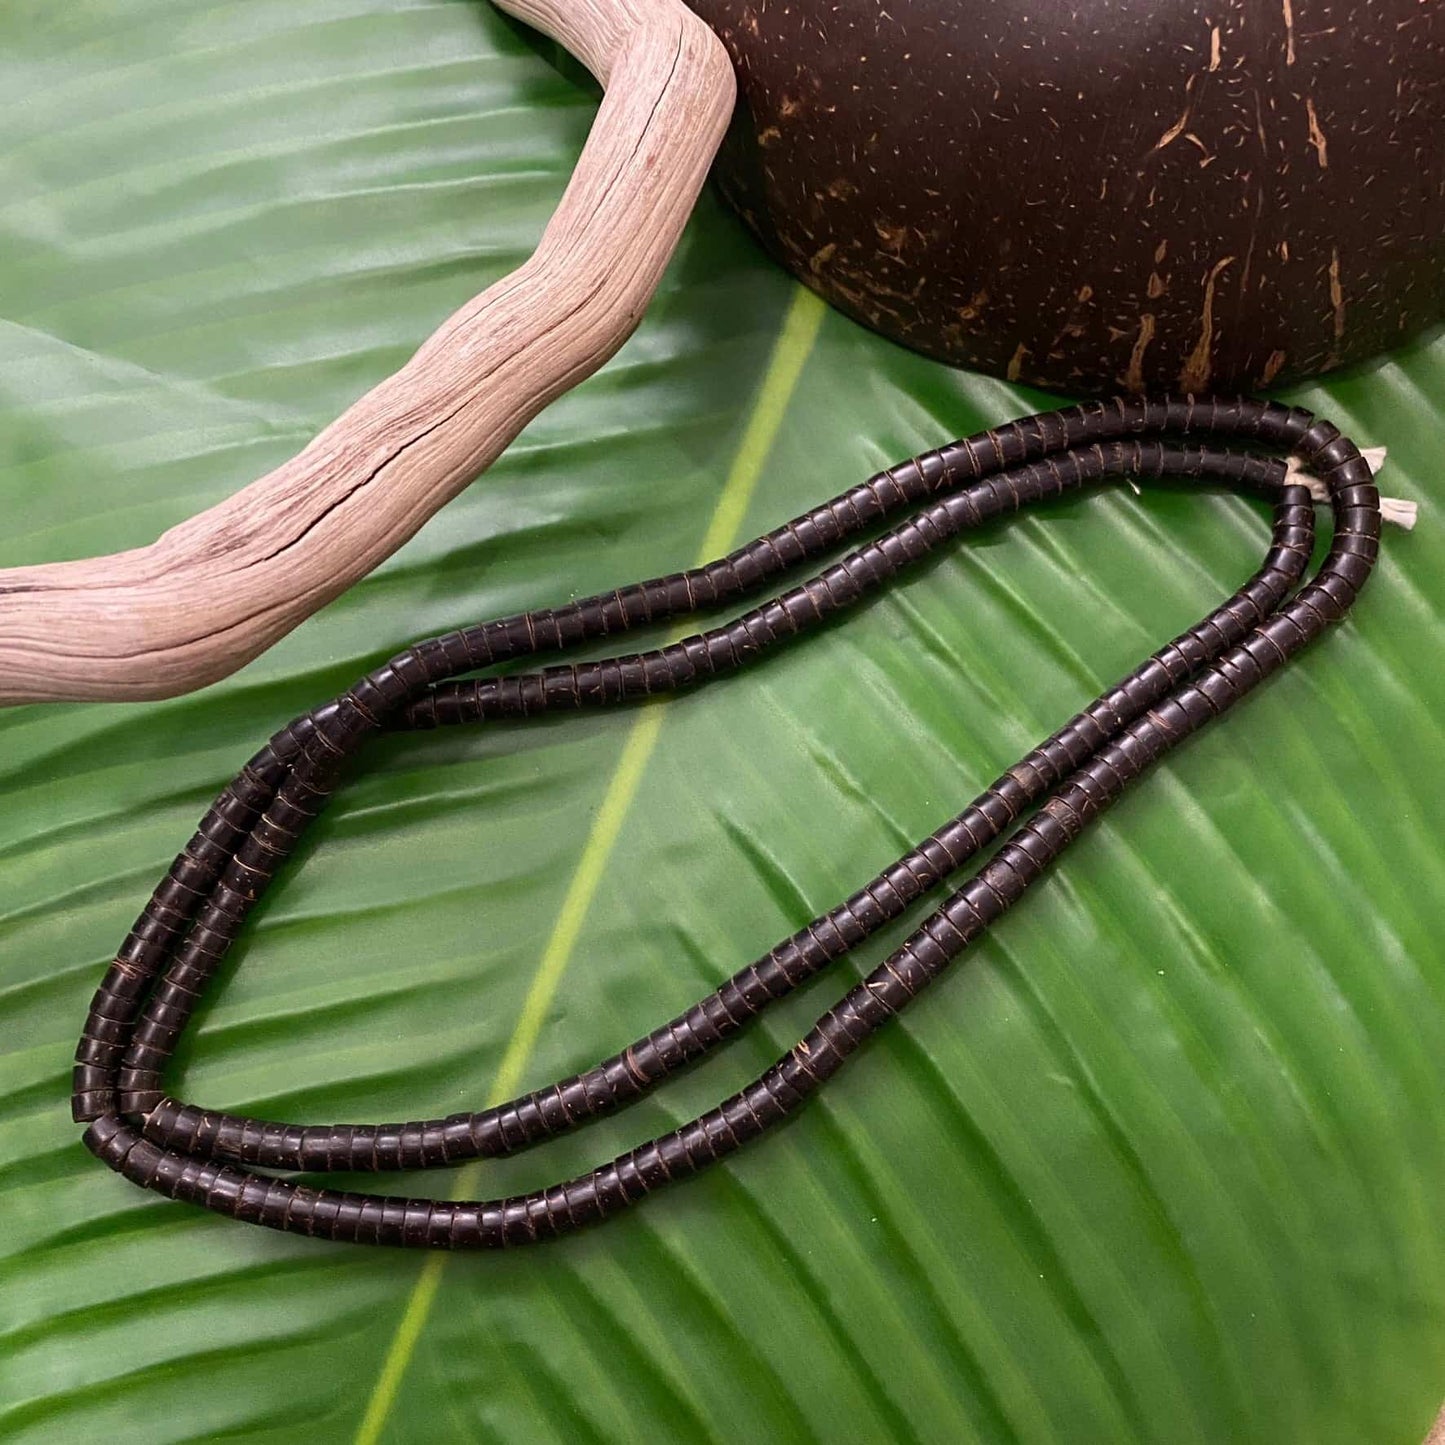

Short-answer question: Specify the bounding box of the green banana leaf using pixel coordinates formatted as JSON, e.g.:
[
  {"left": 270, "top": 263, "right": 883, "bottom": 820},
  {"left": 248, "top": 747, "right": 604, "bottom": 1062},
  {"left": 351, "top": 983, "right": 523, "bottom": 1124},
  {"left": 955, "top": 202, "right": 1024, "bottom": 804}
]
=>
[{"left": 3, "top": 3, "right": 1444, "bottom": 1442}]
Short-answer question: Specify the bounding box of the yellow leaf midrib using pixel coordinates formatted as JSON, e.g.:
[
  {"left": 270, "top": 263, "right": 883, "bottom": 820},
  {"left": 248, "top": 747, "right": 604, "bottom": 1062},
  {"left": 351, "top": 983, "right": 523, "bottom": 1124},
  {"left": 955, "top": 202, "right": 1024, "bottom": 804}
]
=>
[{"left": 352, "top": 284, "right": 826, "bottom": 1445}]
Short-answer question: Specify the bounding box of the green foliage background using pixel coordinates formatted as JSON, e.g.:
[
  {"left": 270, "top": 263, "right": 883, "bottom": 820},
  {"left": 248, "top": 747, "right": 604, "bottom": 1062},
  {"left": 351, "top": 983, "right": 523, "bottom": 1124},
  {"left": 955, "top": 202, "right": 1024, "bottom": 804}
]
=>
[{"left": 2, "top": 2, "right": 1443, "bottom": 1441}]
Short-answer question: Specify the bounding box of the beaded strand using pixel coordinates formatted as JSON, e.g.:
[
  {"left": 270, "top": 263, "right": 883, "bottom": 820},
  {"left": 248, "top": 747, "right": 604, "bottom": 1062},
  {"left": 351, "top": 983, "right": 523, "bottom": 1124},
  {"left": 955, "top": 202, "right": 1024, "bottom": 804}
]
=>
[{"left": 72, "top": 396, "right": 1381, "bottom": 1247}]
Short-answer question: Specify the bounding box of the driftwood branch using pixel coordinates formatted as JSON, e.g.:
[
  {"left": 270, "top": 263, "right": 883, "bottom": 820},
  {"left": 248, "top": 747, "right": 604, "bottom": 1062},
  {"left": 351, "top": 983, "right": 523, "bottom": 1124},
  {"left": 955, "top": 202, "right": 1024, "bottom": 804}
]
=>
[{"left": 0, "top": 0, "right": 734, "bottom": 704}]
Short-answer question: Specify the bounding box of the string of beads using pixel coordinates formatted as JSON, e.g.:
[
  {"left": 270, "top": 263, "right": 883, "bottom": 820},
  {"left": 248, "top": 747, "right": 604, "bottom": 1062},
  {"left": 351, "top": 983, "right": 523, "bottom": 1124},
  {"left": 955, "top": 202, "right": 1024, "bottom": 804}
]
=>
[{"left": 73, "top": 396, "right": 1382, "bottom": 1248}]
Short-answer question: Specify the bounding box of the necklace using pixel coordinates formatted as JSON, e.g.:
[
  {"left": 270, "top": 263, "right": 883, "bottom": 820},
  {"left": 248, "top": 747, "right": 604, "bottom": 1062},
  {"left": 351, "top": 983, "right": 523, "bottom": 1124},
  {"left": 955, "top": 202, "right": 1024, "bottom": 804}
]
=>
[{"left": 72, "top": 395, "right": 1381, "bottom": 1248}]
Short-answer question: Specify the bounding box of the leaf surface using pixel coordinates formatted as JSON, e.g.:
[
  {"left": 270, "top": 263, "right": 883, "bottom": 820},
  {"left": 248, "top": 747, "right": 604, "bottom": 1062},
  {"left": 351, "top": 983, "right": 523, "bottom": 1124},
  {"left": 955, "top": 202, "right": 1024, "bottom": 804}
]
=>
[{"left": 1, "top": 4, "right": 1443, "bottom": 1442}]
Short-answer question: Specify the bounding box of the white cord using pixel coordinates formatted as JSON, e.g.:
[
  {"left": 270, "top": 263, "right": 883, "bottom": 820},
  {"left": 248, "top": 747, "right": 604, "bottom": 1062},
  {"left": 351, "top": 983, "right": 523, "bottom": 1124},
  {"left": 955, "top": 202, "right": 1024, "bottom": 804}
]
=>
[{"left": 1285, "top": 446, "right": 1417, "bottom": 531}]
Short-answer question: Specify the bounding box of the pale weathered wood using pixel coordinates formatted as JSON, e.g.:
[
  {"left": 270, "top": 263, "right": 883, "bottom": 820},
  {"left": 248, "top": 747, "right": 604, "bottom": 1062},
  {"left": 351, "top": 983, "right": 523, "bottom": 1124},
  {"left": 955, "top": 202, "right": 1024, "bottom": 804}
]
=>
[{"left": 0, "top": 0, "right": 735, "bottom": 704}]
